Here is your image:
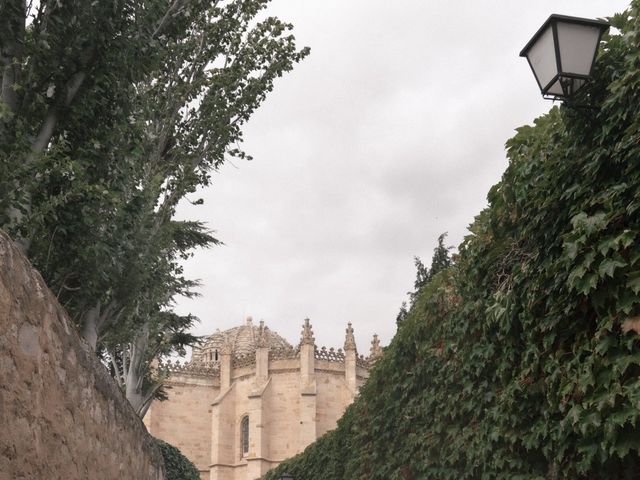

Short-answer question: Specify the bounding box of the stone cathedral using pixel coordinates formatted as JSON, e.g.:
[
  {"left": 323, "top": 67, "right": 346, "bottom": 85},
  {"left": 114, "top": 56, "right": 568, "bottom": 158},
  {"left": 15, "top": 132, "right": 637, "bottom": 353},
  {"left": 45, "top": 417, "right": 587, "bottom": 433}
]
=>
[{"left": 144, "top": 317, "right": 382, "bottom": 480}]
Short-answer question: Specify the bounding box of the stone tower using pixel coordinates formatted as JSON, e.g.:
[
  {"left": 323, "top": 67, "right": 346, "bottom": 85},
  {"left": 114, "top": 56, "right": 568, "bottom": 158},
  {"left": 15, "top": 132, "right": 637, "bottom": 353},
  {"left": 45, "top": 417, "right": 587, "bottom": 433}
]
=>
[{"left": 144, "top": 318, "right": 380, "bottom": 480}]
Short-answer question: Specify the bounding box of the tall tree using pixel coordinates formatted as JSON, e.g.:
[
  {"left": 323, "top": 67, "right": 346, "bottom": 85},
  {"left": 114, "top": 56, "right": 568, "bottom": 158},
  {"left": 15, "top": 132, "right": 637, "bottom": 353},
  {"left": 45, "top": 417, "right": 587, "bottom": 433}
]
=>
[
  {"left": 1, "top": 0, "right": 163, "bottom": 249},
  {"left": 428, "top": 232, "right": 453, "bottom": 280},
  {"left": 395, "top": 301, "right": 408, "bottom": 326},
  {"left": 397, "top": 233, "right": 454, "bottom": 326},
  {"left": 1, "top": 0, "right": 309, "bottom": 413}
]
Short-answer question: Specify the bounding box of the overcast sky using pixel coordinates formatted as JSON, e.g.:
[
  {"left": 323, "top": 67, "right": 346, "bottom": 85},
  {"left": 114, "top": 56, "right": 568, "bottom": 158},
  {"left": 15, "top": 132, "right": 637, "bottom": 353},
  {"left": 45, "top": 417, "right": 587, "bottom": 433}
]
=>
[{"left": 175, "top": 0, "right": 629, "bottom": 356}]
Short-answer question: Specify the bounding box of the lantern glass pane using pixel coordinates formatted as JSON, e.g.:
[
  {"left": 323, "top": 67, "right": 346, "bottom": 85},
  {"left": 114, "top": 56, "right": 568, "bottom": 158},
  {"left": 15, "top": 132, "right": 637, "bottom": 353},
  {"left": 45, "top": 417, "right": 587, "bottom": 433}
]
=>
[
  {"left": 526, "top": 25, "right": 557, "bottom": 89},
  {"left": 557, "top": 22, "right": 601, "bottom": 76},
  {"left": 547, "top": 78, "right": 564, "bottom": 96}
]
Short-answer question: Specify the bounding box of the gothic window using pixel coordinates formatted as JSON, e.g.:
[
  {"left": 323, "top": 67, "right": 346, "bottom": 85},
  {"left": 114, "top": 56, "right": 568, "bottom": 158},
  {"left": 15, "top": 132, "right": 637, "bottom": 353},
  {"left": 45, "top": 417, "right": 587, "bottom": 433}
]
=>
[
  {"left": 215, "top": 349, "right": 219, "bottom": 361},
  {"left": 241, "top": 415, "right": 249, "bottom": 456}
]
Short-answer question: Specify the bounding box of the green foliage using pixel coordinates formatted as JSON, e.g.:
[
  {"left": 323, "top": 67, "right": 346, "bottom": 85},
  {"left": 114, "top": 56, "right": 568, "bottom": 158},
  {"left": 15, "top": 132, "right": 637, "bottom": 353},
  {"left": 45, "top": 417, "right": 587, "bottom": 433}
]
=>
[
  {"left": 413, "top": 256, "right": 430, "bottom": 294},
  {"left": 266, "top": 3, "right": 640, "bottom": 479},
  {"left": 156, "top": 438, "right": 200, "bottom": 480},
  {"left": 428, "top": 233, "right": 453, "bottom": 280},
  {"left": 398, "top": 233, "right": 453, "bottom": 326},
  {"left": 1, "top": 0, "right": 308, "bottom": 412},
  {"left": 396, "top": 300, "right": 409, "bottom": 326}
]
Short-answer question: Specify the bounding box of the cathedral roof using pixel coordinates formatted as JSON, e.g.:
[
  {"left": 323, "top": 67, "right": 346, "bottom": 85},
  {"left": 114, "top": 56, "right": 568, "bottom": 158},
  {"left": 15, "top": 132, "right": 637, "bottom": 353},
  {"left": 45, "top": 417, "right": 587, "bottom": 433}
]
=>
[{"left": 191, "top": 317, "right": 292, "bottom": 362}]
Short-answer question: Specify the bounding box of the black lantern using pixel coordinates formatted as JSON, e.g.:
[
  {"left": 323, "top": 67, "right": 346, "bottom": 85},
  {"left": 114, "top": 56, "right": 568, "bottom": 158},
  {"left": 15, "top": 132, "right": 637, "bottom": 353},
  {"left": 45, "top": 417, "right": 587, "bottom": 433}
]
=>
[
  {"left": 520, "top": 14, "right": 609, "bottom": 101},
  {"left": 279, "top": 474, "right": 294, "bottom": 480}
]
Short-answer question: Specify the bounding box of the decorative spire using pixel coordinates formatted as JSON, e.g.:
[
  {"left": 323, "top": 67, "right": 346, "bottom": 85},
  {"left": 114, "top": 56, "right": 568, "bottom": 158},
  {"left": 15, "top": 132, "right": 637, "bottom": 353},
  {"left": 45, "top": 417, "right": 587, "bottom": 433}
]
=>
[
  {"left": 257, "top": 320, "right": 269, "bottom": 348},
  {"left": 246, "top": 316, "right": 253, "bottom": 326},
  {"left": 300, "top": 318, "right": 315, "bottom": 346},
  {"left": 344, "top": 322, "right": 357, "bottom": 352},
  {"left": 220, "top": 334, "right": 233, "bottom": 355},
  {"left": 369, "top": 334, "right": 383, "bottom": 361}
]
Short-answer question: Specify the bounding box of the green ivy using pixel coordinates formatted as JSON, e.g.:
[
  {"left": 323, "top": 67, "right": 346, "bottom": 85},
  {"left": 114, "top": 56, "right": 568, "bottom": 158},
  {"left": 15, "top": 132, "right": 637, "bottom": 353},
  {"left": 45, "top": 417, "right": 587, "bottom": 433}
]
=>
[
  {"left": 265, "top": 3, "right": 640, "bottom": 479},
  {"left": 156, "top": 439, "right": 200, "bottom": 480}
]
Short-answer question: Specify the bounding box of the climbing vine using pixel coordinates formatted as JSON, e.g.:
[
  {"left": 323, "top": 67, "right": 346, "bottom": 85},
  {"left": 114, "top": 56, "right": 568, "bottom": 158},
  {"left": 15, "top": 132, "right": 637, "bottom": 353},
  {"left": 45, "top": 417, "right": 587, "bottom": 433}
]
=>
[
  {"left": 156, "top": 439, "right": 200, "bottom": 480},
  {"left": 265, "top": 3, "right": 640, "bottom": 479}
]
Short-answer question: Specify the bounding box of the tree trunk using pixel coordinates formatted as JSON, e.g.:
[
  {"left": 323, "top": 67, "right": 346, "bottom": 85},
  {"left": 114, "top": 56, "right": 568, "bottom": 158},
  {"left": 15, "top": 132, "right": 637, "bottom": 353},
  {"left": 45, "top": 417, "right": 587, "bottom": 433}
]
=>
[
  {"left": 6, "top": 70, "right": 87, "bottom": 255},
  {"left": 81, "top": 299, "right": 119, "bottom": 350},
  {"left": 125, "top": 321, "right": 150, "bottom": 415},
  {"left": 1, "top": 1, "right": 27, "bottom": 252},
  {"left": 81, "top": 302, "right": 101, "bottom": 350},
  {"left": 0, "top": 0, "right": 25, "bottom": 115}
]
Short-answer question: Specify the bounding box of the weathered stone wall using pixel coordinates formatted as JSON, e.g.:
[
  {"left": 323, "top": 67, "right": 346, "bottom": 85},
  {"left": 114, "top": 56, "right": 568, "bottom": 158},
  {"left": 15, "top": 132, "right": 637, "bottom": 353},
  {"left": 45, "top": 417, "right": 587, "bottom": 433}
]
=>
[
  {"left": 0, "top": 230, "right": 165, "bottom": 480},
  {"left": 145, "top": 374, "right": 216, "bottom": 475},
  {"left": 315, "top": 372, "right": 349, "bottom": 438},
  {"left": 146, "top": 319, "right": 374, "bottom": 480},
  {"left": 263, "top": 372, "right": 302, "bottom": 460},
  {"left": 149, "top": 364, "right": 370, "bottom": 480}
]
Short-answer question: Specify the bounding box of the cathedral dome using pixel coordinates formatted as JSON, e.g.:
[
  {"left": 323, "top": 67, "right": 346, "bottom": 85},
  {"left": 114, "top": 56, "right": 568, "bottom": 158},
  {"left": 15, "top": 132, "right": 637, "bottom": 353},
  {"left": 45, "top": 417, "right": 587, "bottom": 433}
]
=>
[{"left": 191, "top": 317, "right": 292, "bottom": 363}]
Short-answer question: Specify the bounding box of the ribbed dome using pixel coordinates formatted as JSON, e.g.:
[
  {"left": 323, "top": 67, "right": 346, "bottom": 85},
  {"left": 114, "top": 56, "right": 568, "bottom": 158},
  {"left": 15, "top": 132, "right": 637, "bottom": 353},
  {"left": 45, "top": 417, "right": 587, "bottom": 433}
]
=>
[{"left": 191, "top": 317, "right": 292, "bottom": 363}]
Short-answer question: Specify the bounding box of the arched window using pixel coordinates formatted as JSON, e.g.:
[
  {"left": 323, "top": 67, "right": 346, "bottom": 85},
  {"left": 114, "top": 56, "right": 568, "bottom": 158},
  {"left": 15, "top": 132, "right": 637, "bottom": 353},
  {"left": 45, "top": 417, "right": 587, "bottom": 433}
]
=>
[
  {"left": 241, "top": 415, "right": 249, "bottom": 456},
  {"left": 214, "top": 349, "right": 219, "bottom": 361}
]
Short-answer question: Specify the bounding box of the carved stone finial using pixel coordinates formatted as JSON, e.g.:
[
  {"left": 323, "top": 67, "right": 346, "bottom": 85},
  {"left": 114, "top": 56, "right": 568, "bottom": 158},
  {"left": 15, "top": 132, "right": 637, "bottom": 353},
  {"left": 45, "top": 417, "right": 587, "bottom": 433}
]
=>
[
  {"left": 369, "top": 333, "right": 382, "bottom": 361},
  {"left": 257, "top": 320, "right": 269, "bottom": 348},
  {"left": 246, "top": 316, "right": 253, "bottom": 326},
  {"left": 344, "top": 322, "right": 357, "bottom": 352},
  {"left": 220, "top": 334, "right": 233, "bottom": 355},
  {"left": 300, "top": 318, "right": 315, "bottom": 346}
]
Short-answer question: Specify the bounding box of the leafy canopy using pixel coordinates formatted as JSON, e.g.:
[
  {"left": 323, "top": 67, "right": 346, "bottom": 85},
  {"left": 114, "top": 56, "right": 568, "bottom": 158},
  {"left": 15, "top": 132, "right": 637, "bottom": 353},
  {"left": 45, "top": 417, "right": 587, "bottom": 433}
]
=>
[
  {"left": 156, "top": 438, "right": 200, "bottom": 480},
  {"left": 1, "top": 0, "right": 308, "bottom": 414}
]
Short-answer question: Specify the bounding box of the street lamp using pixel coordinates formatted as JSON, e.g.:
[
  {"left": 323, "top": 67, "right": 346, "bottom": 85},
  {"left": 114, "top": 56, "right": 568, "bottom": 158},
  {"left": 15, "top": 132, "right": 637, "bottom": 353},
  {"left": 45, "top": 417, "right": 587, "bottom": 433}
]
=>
[
  {"left": 520, "top": 14, "right": 609, "bottom": 101},
  {"left": 279, "top": 474, "right": 294, "bottom": 480}
]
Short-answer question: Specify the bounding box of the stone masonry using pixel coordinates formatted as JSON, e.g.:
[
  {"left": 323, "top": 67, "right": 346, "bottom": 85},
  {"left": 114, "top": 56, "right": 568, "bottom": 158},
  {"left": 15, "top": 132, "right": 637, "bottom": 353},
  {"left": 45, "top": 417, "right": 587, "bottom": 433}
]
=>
[
  {"left": 0, "top": 230, "right": 165, "bottom": 480},
  {"left": 145, "top": 317, "right": 383, "bottom": 480}
]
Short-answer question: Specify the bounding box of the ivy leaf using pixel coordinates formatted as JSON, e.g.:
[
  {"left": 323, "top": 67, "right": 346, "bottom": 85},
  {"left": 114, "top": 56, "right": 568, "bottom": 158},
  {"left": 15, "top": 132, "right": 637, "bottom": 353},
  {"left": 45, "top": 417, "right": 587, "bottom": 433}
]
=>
[
  {"left": 595, "top": 335, "right": 616, "bottom": 356},
  {"left": 611, "top": 431, "right": 640, "bottom": 458},
  {"left": 598, "top": 236, "right": 618, "bottom": 255},
  {"left": 627, "top": 273, "right": 640, "bottom": 295},
  {"left": 618, "top": 290, "right": 639, "bottom": 315},
  {"left": 565, "top": 240, "right": 580, "bottom": 260},
  {"left": 616, "top": 230, "right": 636, "bottom": 249},
  {"left": 571, "top": 211, "right": 608, "bottom": 234},
  {"left": 598, "top": 257, "right": 627, "bottom": 278},
  {"left": 576, "top": 273, "right": 599, "bottom": 295},
  {"left": 568, "top": 264, "right": 587, "bottom": 288}
]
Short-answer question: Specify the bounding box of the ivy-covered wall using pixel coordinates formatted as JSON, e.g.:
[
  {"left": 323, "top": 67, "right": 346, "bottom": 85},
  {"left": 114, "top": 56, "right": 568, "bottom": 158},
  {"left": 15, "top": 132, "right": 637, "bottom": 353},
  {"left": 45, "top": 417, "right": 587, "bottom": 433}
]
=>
[
  {"left": 265, "top": 3, "right": 640, "bottom": 479},
  {"left": 156, "top": 439, "right": 200, "bottom": 480}
]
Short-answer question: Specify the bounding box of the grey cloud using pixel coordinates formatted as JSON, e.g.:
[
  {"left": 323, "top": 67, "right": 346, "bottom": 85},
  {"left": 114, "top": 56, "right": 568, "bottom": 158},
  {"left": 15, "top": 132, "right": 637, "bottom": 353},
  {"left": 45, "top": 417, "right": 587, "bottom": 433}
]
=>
[{"left": 176, "top": 0, "right": 630, "bottom": 354}]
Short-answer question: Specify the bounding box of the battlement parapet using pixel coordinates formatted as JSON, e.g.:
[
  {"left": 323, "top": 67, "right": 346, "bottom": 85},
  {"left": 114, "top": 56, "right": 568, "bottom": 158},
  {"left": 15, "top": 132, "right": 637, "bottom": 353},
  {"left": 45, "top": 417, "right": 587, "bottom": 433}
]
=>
[
  {"left": 356, "top": 354, "right": 369, "bottom": 369},
  {"left": 269, "top": 346, "right": 300, "bottom": 361},
  {"left": 314, "top": 346, "right": 345, "bottom": 363},
  {"left": 161, "top": 343, "right": 373, "bottom": 378},
  {"left": 160, "top": 359, "right": 220, "bottom": 377},
  {"left": 232, "top": 353, "right": 255, "bottom": 369}
]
